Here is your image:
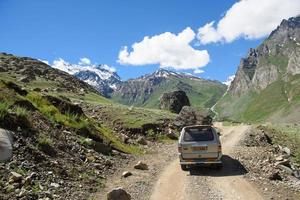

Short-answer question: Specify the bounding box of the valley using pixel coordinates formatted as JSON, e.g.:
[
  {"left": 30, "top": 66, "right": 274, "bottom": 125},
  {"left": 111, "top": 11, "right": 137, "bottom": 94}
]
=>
[{"left": 0, "top": 13, "right": 300, "bottom": 200}]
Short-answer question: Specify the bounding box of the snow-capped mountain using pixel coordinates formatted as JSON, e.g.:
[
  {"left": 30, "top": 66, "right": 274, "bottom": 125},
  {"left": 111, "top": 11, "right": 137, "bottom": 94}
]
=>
[
  {"left": 137, "top": 69, "right": 202, "bottom": 81},
  {"left": 51, "top": 58, "right": 121, "bottom": 97}
]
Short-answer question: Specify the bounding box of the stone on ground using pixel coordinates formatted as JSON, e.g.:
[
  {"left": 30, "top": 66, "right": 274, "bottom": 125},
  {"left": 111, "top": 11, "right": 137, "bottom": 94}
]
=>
[
  {"left": 134, "top": 161, "right": 148, "bottom": 170},
  {"left": 107, "top": 187, "right": 131, "bottom": 200}
]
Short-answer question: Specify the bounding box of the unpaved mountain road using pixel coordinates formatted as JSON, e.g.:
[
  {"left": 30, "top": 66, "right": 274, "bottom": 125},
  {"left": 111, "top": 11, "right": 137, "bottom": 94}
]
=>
[
  {"left": 97, "top": 124, "right": 265, "bottom": 200},
  {"left": 150, "top": 124, "right": 263, "bottom": 200}
]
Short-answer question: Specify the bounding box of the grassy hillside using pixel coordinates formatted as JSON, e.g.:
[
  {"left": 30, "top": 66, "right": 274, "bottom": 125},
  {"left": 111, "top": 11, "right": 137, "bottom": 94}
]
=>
[{"left": 216, "top": 74, "right": 300, "bottom": 123}]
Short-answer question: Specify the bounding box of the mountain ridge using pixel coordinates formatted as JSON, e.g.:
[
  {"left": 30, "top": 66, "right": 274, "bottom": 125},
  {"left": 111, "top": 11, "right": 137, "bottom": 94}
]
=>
[{"left": 111, "top": 68, "right": 227, "bottom": 109}]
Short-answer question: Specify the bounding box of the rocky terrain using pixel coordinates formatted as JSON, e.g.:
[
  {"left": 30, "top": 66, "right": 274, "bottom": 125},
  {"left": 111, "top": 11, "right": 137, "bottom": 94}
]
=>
[
  {"left": 0, "top": 53, "right": 97, "bottom": 95},
  {"left": 216, "top": 16, "right": 300, "bottom": 123},
  {"left": 234, "top": 125, "right": 300, "bottom": 199}
]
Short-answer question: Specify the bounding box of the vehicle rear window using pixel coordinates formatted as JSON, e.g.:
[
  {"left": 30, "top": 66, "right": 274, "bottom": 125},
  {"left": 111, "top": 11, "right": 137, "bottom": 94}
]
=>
[{"left": 183, "top": 127, "right": 214, "bottom": 141}]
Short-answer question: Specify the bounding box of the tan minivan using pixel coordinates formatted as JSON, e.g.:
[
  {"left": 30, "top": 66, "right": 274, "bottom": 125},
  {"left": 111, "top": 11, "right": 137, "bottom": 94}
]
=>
[{"left": 178, "top": 125, "right": 222, "bottom": 171}]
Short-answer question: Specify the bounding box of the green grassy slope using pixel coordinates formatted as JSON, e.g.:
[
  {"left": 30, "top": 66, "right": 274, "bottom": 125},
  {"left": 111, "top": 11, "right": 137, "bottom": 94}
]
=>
[{"left": 216, "top": 74, "right": 300, "bottom": 123}]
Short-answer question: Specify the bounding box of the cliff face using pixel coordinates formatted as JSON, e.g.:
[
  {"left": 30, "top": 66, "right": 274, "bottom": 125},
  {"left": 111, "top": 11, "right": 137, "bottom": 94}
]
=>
[{"left": 229, "top": 16, "right": 300, "bottom": 96}]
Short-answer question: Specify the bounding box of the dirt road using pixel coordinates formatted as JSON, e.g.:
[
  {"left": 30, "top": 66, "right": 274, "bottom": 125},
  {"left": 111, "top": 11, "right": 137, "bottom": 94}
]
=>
[{"left": 150, "top": 124, "right": 264, "bottom": 200}]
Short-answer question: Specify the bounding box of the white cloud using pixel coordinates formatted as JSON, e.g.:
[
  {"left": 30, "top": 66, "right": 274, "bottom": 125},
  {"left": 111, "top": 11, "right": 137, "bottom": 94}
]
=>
[
  {"left": 79, "top": 57, "right": 91, "bottom": 65},
  {"left": 197, "top": 0, "right": 300, "bottom": 44},
  {"left": 222, "top": 75, "right": 235, "bottom": 86},
  {"left": 193, "top": 68, "right": 204, "bottom": 74},
  {"left": 118, "top": 27, "right": 210, "bottom": 70}
]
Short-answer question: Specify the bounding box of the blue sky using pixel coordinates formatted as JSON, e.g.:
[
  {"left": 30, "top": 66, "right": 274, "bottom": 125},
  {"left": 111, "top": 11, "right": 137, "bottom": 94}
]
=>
[{"left": 0, "top": 0, "right": 298, "bottom": 82}]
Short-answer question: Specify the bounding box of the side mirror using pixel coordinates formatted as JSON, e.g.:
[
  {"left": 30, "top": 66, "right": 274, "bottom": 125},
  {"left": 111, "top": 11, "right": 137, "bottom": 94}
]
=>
[{"left": 217, "top": 132, "right": 221, "bottom": 136}]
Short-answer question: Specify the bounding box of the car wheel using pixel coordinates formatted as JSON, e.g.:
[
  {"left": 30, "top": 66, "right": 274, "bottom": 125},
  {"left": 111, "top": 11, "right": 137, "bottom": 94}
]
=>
[
  {"left": 215, "top": 163, "right": 223, "bottom": 170},
  {"left": 181, "top": 164, "right": 189, "bottom": 171}
]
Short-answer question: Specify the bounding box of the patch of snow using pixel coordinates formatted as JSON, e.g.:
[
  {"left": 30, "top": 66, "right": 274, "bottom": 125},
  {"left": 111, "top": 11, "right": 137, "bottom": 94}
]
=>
[
  {"left": 110, "top": 84, "right": 117, "bottom": 90},
  {"left": 222, "top": 75, "right": 235, "bottom": 88}
]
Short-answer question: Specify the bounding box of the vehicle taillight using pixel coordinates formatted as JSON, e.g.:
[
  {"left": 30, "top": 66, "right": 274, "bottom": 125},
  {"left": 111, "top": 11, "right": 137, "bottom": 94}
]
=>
[
  {"left": 178, "top": 146, "right": 182, "bottom": 153},
  {"left": 218, "top": 144, "right": 222, "bottom": 152}
]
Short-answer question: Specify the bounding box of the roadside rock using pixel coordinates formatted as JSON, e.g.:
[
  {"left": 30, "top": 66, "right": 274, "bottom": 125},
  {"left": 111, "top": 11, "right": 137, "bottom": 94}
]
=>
[
  {"left": 282, "top": 147, "right": 291, "bottom": 157},
  {"left": 275, "top": 159, "right": 290, "bottom": 167},
  {"left": 122, "top": 171, "right": 133, "bottom": 178},
  {"left": 174, "top": 106, "right": 212, "bottom": 128},
  {"left": 166, "top": 127, "right": 178, "bottom": 140},
  {"left": 159, "top": 90, "right": 190, "bottom": 113},
  {"left": 50, "top": 182, "right": 60, "bottom": 188},
  {"left": 107, "top": 187, "right": 131, "bottom": 200},
  {"left": 9, "top": 172, "right": 23, "bottom": 183},
  {"left": 134, "top": 161, "right": 148, "bottom": 170},
  {"left": 137, "top": 136, "right": 147, "bottom": 145},
  {"left": 268, "top": 171, "right": 282, "bottom": 181},
  {"left": 277, "top": 164, "right": 293, "bottom": 175}
]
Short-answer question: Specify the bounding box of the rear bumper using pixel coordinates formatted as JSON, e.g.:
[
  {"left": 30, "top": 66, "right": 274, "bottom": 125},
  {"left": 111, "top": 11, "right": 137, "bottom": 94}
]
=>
[{"left": 179, "top": 153, "right": 222, "bottom": 165}]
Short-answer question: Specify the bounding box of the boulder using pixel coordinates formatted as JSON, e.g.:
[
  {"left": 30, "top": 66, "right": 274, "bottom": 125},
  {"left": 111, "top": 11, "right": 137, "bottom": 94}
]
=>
[
  {"left": 159, "top": 90, "right": 190, "bottom": 113},
  {"left": 83, "top": 138, "right": 111, "bottom": 155},
  {"left": 282, "top": 147, "right": 291, "bottom": 156},
  {"left": 275, "top": 159, "right": 290, "bottom": 167},
  {"left": 9, "top": 172, "right": 23, "bottom": 183},
  {"left": 268, "top": 171, "right": 282, "bottom": 181},
  {"left": 107, "top": 187, "right": 131, "bottom": 200},
  {"left": 122, "top": 171, "right": 132, "bottom": 178},
  {"left": 173, "top": 106, "right": 212, "bottom": 128},
  {"left": 277, "top": 164, "right": 293, "bottom": 175},
  {"left": 134, "top": 161, "right": 148, "bottom": 170},
  {"left": 0, "top": 128, "right": 13, "bottom": 162},
  {"left": 166, "top": 128, "right": 177, "bottom": 140},
  {"left": 137, "top": 136, "right": 147, "bottom": 145}
]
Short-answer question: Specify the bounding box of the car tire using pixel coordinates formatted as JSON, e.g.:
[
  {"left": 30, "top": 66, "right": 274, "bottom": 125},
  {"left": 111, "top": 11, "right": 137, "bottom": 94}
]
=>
[
  {"left": 215, "top": 163, "right": 223, "bottom": 170},
  {"left": 181, "top": 164, "right": 189, "bottom": 171}
]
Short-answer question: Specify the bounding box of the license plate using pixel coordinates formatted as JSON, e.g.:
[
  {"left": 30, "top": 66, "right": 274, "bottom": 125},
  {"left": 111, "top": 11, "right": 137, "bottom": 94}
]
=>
[{"left": 193, "top": 146, "right": 207, "bottom": 151}]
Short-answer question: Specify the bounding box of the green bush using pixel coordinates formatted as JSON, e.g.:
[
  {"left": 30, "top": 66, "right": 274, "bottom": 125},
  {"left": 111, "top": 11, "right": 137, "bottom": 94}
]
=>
[
  {"left": 0, "top": 102, "right": 10, "bottom": 119},
  {"left": 15, "top": 106, "right": 29, "bottom": 117}
]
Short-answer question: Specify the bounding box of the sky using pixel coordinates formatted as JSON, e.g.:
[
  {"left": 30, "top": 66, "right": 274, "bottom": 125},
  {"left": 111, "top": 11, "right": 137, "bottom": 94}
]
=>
[{"left": 0, "top": 0, "right": 299, "bottom": 83}]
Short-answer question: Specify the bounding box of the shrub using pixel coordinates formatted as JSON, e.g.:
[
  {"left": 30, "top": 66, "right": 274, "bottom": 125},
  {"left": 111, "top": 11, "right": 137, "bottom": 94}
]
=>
[
  {"left": 15, "top": 106, "right": 29, "bottom": 117},
  {"left": 0, "top": 102, "right": 9, "bottom": 119}
]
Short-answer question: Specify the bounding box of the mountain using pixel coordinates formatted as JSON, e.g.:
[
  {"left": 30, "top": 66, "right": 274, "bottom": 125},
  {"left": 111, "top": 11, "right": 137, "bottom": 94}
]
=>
[
  {"left": 111, "top": 69, "right": 227, "bottom": 109},
  {"left": 51, "top": 59, "right": 121, "bottom": 97},
  {"left": 0, "top": 53, "right": 99, "bottom": 95},
  {"left": 215, "top": 16, "right": 300, "bottom": 123}
]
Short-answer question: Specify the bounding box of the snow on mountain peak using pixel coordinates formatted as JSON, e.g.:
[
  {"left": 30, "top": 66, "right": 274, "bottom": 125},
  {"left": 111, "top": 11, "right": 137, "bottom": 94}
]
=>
[{"left": 51, "top": 58, "right": 121, "bottom": 97}]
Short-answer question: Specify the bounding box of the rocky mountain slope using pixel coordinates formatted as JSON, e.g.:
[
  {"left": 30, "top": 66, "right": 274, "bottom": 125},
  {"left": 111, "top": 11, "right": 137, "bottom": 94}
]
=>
[
  {"left": 51, "top": 59, "right": 121, "bottom": 97},
  {"left": 216, "top": 16, "right": 300, "bottom": 123},
  {"left": 111, "top": 69, "right": 227, "bottom": 110},
  {"left": 0, "top": 53, "right": 98, "bottom": 95}
]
